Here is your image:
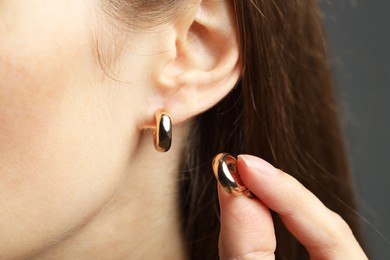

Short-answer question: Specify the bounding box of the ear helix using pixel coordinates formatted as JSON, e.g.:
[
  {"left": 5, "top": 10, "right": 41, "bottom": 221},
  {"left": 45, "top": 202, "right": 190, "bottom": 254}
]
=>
[{"left": 152, "top": 109, "right": 172, "bottom": 152}]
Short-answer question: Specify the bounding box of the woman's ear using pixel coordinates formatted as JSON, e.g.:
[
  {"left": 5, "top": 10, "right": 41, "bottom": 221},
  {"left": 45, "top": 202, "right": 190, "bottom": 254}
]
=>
[{"left": 150, "top": 0, "right": 242, "bottom": 125}]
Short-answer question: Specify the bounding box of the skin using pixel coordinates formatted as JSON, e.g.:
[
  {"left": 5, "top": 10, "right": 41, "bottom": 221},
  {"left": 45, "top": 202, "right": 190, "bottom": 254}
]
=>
[
  {"left": 218, "top": 155, "right": 367, "bottom": 259},
  {"left": 0, "top": 0, "right": 189, "bottom": 259},
  {"left": 0, "top": 0, "right": 366, "bottom": 259}
]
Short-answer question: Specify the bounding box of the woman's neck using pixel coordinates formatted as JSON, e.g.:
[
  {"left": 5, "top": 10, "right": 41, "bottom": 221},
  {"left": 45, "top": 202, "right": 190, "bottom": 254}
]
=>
[{"left": 33, "top": 125, "right": 189, "bottom": 259}]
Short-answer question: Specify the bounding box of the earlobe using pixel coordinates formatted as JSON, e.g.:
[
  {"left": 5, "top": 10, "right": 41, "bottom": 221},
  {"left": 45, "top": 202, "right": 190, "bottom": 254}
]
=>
[{"left": 155, "top": 0, "right": 242, "bottom": 125}]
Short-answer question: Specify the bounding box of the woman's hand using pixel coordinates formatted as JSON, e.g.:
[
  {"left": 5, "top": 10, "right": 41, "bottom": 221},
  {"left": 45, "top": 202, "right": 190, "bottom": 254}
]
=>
[{"left": 218, "top": 154, "right": 367, "bottom": 260}]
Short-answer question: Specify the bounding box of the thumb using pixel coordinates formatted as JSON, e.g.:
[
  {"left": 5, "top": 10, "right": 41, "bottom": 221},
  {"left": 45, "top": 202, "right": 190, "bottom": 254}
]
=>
[{"left": 218, "top": 184, "right": 276, "bottom": 260}]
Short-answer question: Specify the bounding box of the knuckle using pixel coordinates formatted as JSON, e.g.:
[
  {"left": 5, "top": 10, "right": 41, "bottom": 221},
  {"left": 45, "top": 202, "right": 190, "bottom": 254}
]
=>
[
  {"left": 309, "top": 211, "right": 354, "bottom": 258},
  {"left": 225, "top": 250, "right": 275, "bottom": 260},
  {"left": 329, "top": 211, "right": 354, "bottom": 237},
  {"left": 307, "top": 235, "right": 340, "bottom": 259},
  {"left": 227, "top": 201, "right": 260, "bottom": 226},
  {"left": 307, "top": 210, "right": 353, "bottom": 259}
]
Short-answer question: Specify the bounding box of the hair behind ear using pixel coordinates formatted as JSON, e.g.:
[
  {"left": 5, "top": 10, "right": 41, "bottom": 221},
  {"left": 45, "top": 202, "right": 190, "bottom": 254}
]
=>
[{"left": 179, "top": 1, "right": 361, "bottom": 259}]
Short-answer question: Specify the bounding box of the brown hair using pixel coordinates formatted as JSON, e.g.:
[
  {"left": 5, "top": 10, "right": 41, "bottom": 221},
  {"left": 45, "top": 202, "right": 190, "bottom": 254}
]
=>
[{"left": 105, "top": 0, "right": 361, "bottom": 259}]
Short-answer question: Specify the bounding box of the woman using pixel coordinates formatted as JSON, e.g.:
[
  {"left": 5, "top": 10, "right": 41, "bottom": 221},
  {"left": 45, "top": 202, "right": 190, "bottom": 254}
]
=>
[{"left": 0, "top": 0, "right": 367, "bottom": 259}]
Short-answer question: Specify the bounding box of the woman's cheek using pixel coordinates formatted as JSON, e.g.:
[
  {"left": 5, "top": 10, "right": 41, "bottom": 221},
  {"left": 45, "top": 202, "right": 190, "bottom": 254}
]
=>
[
  {"left": 0, "top": 3, "right": 122, "bottom": 259},
  {"left": 0, "top": 60, "right": 126, "bottom": 259},
  {"left": 0, "top": 55, "right": 89, "bottom": 257}
]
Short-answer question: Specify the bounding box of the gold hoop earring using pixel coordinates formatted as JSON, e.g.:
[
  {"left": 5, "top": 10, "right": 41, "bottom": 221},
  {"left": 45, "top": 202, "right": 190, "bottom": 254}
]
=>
[
  {"left": 153, "top": 109, "right": 172, "bottom": 152},
  {"left": 212, "top": 153, "right": 254, "bottom": 198}
]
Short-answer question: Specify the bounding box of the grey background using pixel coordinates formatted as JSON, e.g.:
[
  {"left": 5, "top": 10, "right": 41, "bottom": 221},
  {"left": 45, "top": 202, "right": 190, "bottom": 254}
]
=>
[{"left": 320, "top": 1, "right": 390, "bottom": 259}]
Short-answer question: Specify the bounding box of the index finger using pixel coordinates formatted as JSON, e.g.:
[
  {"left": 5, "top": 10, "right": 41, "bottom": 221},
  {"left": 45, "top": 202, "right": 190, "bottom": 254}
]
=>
[{"left": 237, "top": 155, "right": 367, "bottom": 259}]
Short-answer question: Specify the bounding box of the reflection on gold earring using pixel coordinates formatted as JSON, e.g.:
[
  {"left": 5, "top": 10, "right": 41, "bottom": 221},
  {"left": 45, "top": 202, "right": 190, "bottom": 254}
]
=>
[
  {"left": 153, "top": 109, "right": 172, "bottom": 152},
  {"left": 212, "top": 153, "right": 254, "bottom": 198}
]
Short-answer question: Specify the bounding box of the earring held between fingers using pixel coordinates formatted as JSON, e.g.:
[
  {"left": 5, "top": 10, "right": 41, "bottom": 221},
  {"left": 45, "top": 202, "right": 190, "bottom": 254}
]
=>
[{"left": 212, "top": 153, "right": 255, "bottom": 198}]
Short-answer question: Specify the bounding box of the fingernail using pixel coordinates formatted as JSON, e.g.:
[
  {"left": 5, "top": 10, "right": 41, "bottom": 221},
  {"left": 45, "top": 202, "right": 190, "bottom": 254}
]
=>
[{"left": 238, "top": 154, "right": 276, "bottom": 175}]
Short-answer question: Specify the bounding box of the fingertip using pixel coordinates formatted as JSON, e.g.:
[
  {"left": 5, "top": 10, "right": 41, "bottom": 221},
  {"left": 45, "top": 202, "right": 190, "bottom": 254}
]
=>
[{"left": 237, "top": 154, "right": 277, "bottom": 175}]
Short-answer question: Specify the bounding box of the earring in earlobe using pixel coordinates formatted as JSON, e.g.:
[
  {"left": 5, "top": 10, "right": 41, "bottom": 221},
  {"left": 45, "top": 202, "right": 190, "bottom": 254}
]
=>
[{"left": 153, "top": 109, "right": 172, "bottom": 152}]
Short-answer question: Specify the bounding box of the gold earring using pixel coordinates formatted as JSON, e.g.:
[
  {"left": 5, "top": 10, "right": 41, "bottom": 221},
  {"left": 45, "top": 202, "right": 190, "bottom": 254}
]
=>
[
  {"left": 212, "top": 153, "right": 254, "bottom": 198},
  {"left": 153, "top": 109, "right": 172, "bottom": 152}
]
